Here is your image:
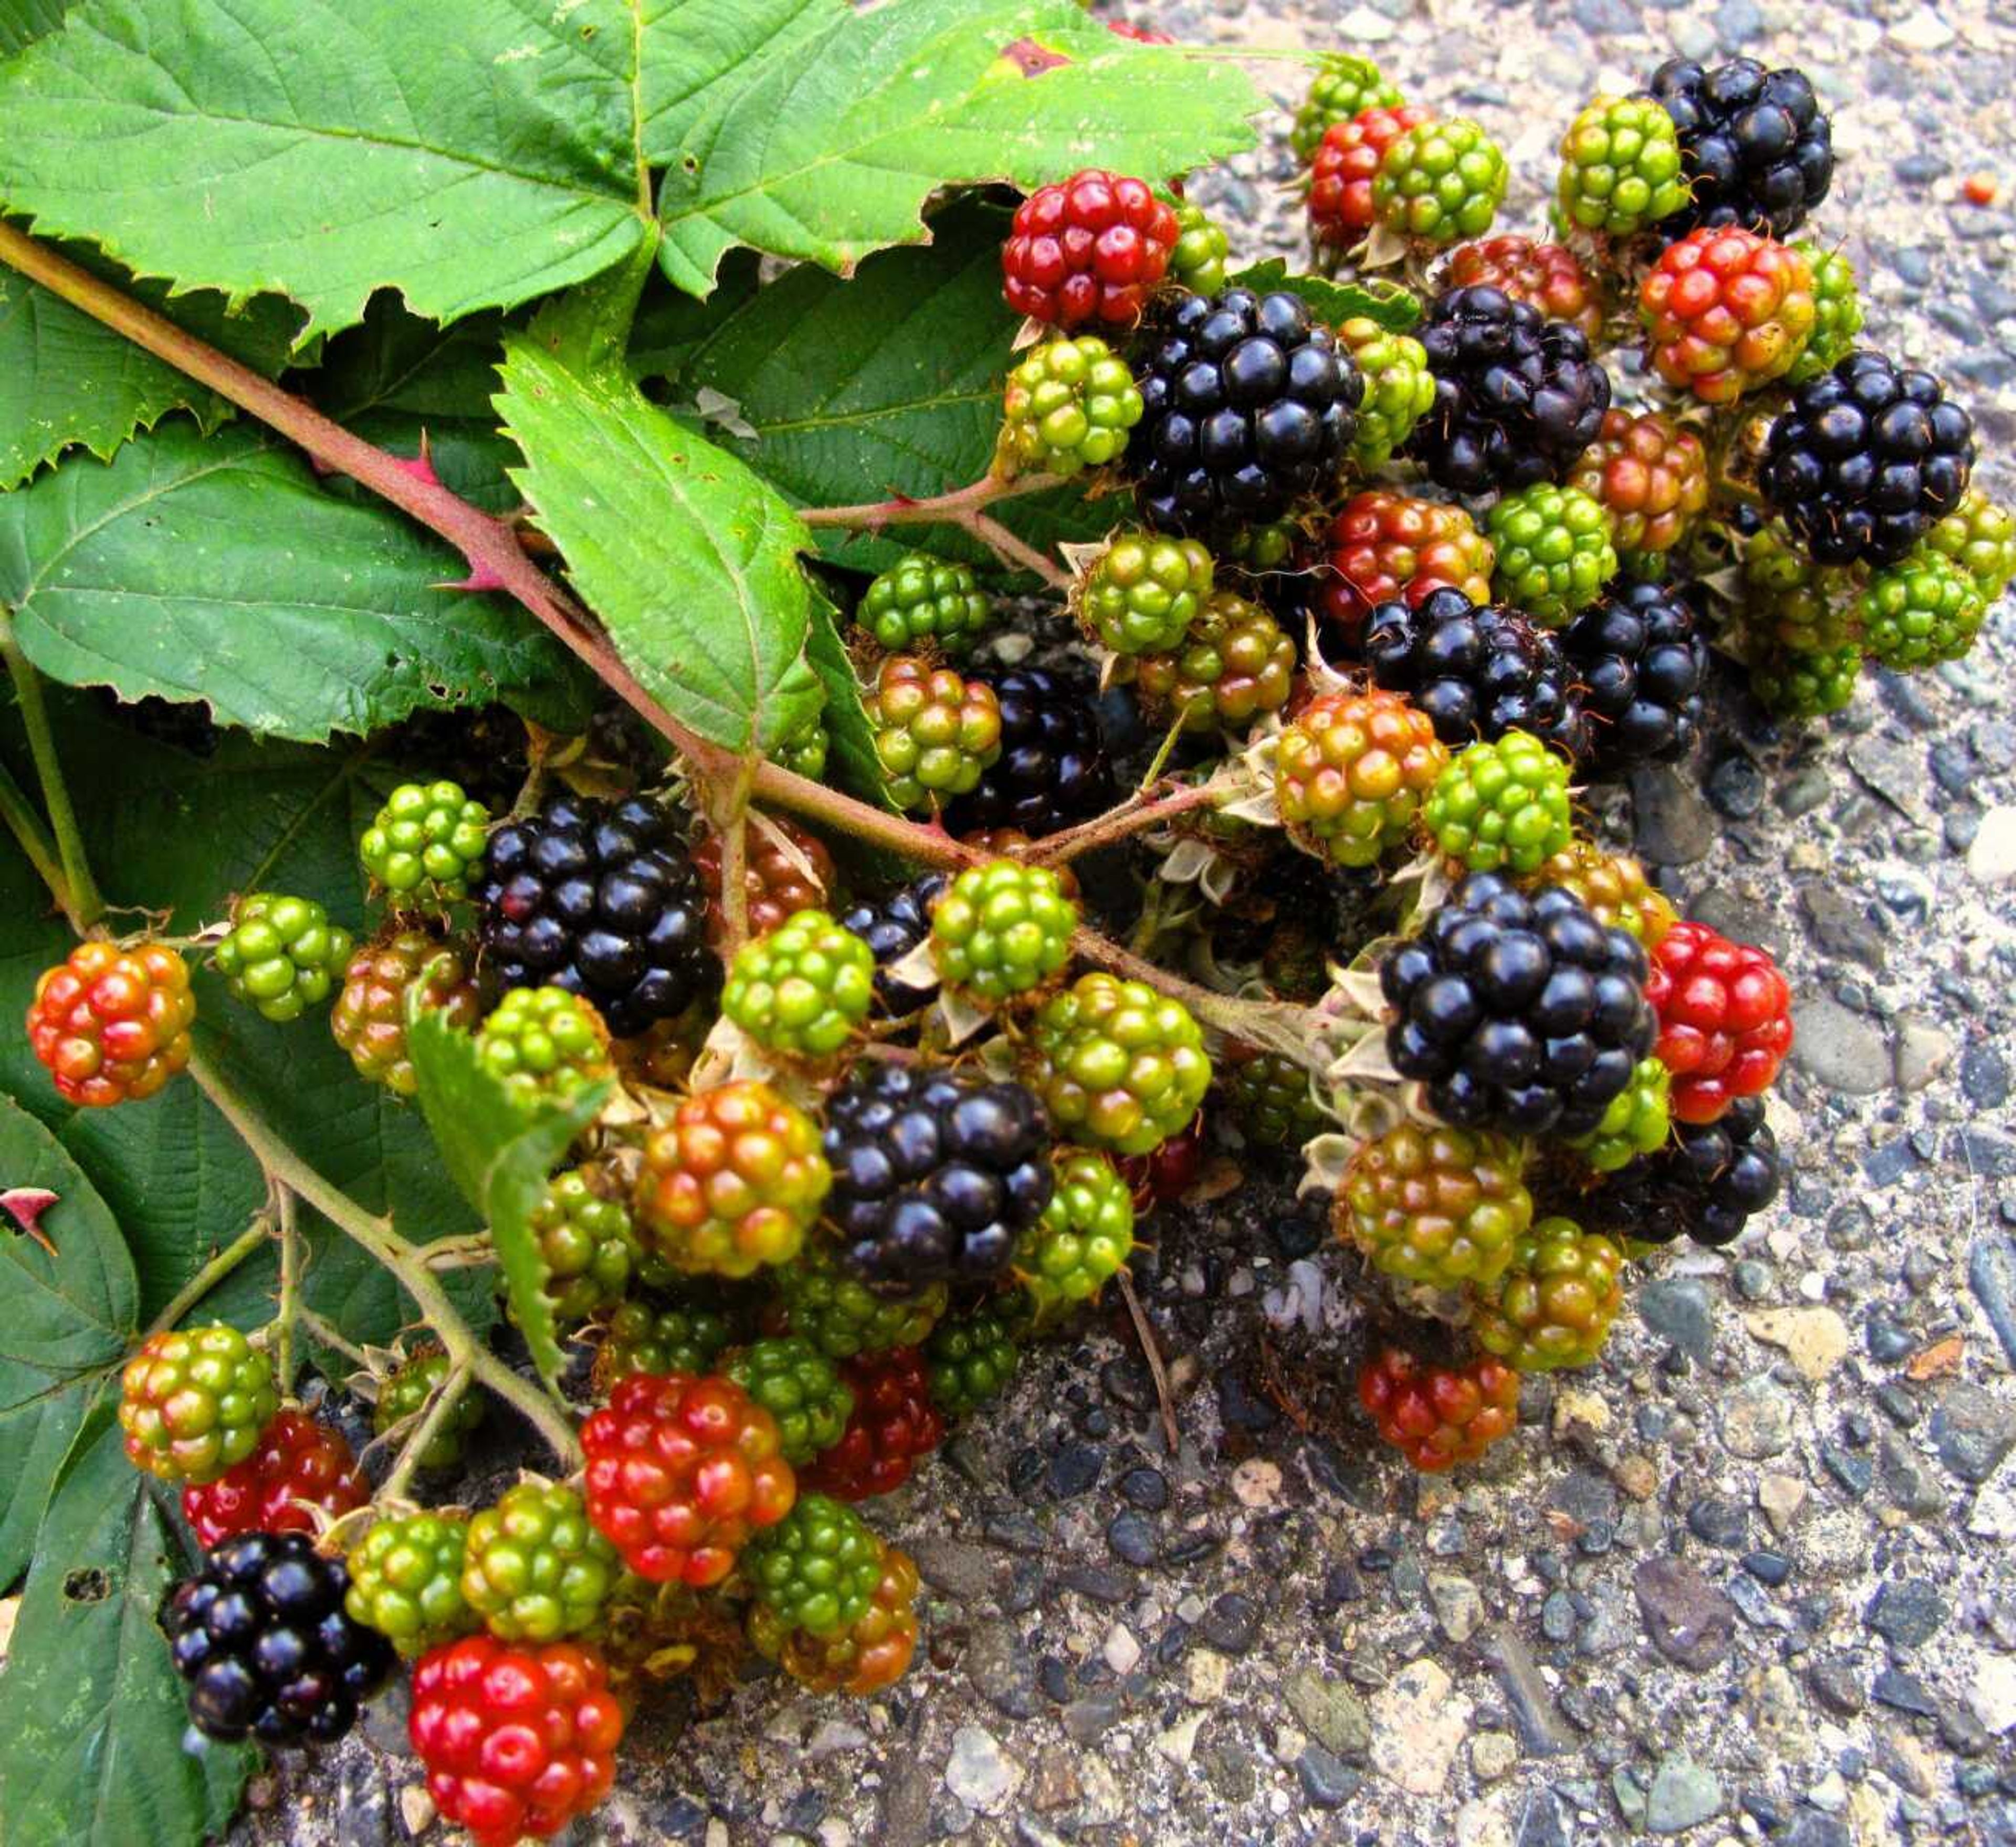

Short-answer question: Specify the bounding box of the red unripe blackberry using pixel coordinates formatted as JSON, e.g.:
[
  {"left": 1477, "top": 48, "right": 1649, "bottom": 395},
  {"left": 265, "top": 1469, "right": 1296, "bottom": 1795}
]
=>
[
  {"left": 1308, "top": 104, "right": 1437, "bottom": 250},
  {"left": 1441, "top": 236, "right": 1603, "bottom": 344},
  {"left": 1643, "top": 921, "right": 1793, "bottom": 1124},
  {"left": 330, "top": 928, "right": 480, "bottom": 1096},
  {"left": 28, "top": 939, "right": 195, "bottom": 1108},
  {"left": 581, "top": 1372, "right": 795, "bottom": 1586},
  {"left": 1003, "top": 169, "right": 1179, "bottom": 329},
  {"left": 801, "top": 1346, "right": 944, "bottom": 1502},
  {"left": 1359, "top": 1347, "right": 1519, "bottom": 1471},
  {"left": 410, "top": 1635, "right": 625, "bottom": 1847},
  {"left": 1320, "top": 490, "right": 1494, "bottom": 643},
  {"left": 1638, "top": 226, "right": 1815, "bottom": 404},
  {"left": 181, "top": 1407, "right": 368, "bottom": 1548},
  {"left": 691, "top": 815, "right": 835, "bottom": 945},
  {"left": 1116, "top": 1108, "right": 1204, "bottom": 1214},
  {"left": 1568, "top": 409, "right": 1709, "bottom": 568}
]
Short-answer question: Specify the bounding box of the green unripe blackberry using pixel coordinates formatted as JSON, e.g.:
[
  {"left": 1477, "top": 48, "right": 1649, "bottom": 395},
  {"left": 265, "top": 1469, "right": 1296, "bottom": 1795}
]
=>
[
  {"left": 529, "top": 1166, "right": 638, "bottom": 1325},
  {"left": 1027, "top": 973, "right": 1211, "bottom": 1155},
  {"left": 1290, "top": 53, "right": 1403, "bottom": 163},
  {"left": 373, "top": 1349, "right": 487, "bottom": 1471},
  {"left": 1424, "top": 731, "right": 1575, "bottom": 876},
  {"left": 118, "top": 1324, "right": 279, "bottom": 1485},
  {"left": 1856, "top": 550, "right": 1986, "bottom": 670},
  {"left": 1168, "top": 200, "right": 1232, "bottom": 294},
  {"left": 1925, "top": 488, "right": 2016, "bottom": 602},
  {"left": 1470, "top": 1216, "right": 1625, "bottom": 1371},
  {"left": 461, "top": 1481, "right": 619, "bottom": 1643},
  {"left": 1786, "top": 243, "right": 1865, "bottom": 385},
  {"left": 722, "top": 909, "right": 875, "bottom": 1058},
  {"left": 924, "top": 1306, "right": 1021, "bottom": 1417},
  {"left": 1340, "top": 1122, "right": 1534, "bottom": 1289},
  {"left": 743, "top": 1494, "right": 883, "bottom": 1637},
  {"left": 1742, "top": 521, "right": 1860, "bottom": 654},
  {"left": 360, "top": 780, "right": 490, "bottom": 903},
  {"left": 994, "top": 336, "right": 1143, "bottom": 479},
  {"left": 929, "top": 859, "right": 1077, "bottom": 1005},
  {"left": 1556, "top": 95, "right": 1688, "bottom": 236},
  {"left": 595, "top": 1295, "right": 741, "bottom": 1385},
  {"left": 475, "top": 985, "right": 613, "bottom": 1107},
  {"left": 1487, "top": 484, "right": 1618, "bottom": 627},
  {"left": 857, "top": 553, "right": 990, "bottom": 656},
  {"left": 1221, "top": 520, "right": 1298, "bottom": 573},
  {"left": 778, "top": 707, "right": 831, "bottom": 781},
  {"left": 345, "top": 1512, "right": 477, "bottom": 1657},
  {"left": 1079, "top": 531, "right": 1215, "bottom": 656},
  {"left": 1129, "top": 589, "right": 1295, "bottom": 733},
  {"left": 1015, "top": 1147, "right": 1135, "bottom": 1317},
  {"left": 213, "top": 892, "right": 354, "bottom": 1024},
  {"left": 775, "top": 1247, "right": 947, "bottom": 1360},
  {"left": 725, "top": 1336, "right": 855, "bottom": 1465},
  {"left": 1752, "top": 644, "right": 1860, "bottom": 720},
  {"left": 865, "top": 655, "right": 1003, "bottom": 813},
  {"left": 1564, "top": 1056, "right": 1671, "bottom": 1172},
  {"left": 1374, "top": 117, "right": 1507, "bottom": 246},
  {"left": 1224, "top": 1050, "right": 1328, "bottom": 1149},
  {"left": 1339, "top": 317, "right": 1435, "bottom": 469}
]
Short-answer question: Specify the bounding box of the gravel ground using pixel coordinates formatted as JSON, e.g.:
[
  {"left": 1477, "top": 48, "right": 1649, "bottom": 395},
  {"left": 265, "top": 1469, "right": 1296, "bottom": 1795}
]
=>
[{"left": 245, "top": 2, "right": 2016, "bottom": 1843}]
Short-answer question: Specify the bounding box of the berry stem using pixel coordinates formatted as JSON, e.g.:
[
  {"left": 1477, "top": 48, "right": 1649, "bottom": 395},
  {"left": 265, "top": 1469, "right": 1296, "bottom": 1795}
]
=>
[
  {"left": 143, "top": 1219, "right": 274, "bottom": 1340},
  {"left": 0, "top": 752, "right": 72, "bottom": 927},
  {"left": 1030, "top": 779, "right": 1228, "bottom": 866},
  {"left": 297, "top": 1308, "right": 372, "bottom": 1368},
  {"left": 274, "top": 1185, "right": 302, "bottom": 1392},
  {"left": 800, "top": 473, "right": 1072, "bottom": 587},
  {"left": 376, "top": 1360, "right": 471, "bottom": 1505},
  {"left": 185, "top": 1045, "right": 585, "bottom": 1472},
  {"left": 0, "top": 610, "right": 104, "bottom": 930}
]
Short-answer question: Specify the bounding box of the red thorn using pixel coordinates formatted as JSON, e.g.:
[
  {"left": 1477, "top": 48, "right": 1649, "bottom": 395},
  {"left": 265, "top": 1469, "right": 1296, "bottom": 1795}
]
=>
[
  {"left": 390, "top": 445, "right": 444, "bottom": 492},
  {"left": 2, "top": 1187, "right": 60, "bottom": 1255},
  {"left": 435, "top": 559, "right": 509, "bottom": 594}
]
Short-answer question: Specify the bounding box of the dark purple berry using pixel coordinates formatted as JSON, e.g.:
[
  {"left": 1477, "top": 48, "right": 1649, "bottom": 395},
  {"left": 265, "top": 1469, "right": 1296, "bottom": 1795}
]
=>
[
  {"left": 1560, "top": 582, "right": 1709, "bottom": 769},
  {"left": 1646, "top": 57, "right": 1833, "bottom": 239}
]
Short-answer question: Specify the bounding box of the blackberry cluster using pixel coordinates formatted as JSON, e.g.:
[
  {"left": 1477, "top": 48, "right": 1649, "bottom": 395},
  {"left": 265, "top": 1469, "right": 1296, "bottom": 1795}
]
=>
[
  {"left": 1646, "top": 57, "right": 1833, "bottom": 240},
  {"left": 1409, "top": 285, "right": 1611, "bottom": 494},
  {"left": 1560, "top": 581, "right": 1709, "bottom": 768},
  {"left": 1133, "top": 287, "right": 1361, "bottom": 533},
  {"left": 1381, "top": 872, "right": 1656, "bottom": 1136},
  {"left": 948, "top": 667, "right": 1114, "bottom": 837},
  {"left": 1362, "top": 587, "right": 1588, "bottom": 759},
  {"left": 162, "top": 1533, "right": 393, "bottom": 1745},
  {"left": 1583, "top": 1095, "right": 1781, "bottom": 1248},
  {"left": 477, "top": 795, "right": 714, "bottom": 1038},
  {"left": 1760, "top": 351, "right": 1976, "bottom": 566},
  {"left": 822, "top": 1063, "right": 1054, "bottom": 1294},
  {"left": 839, "top": 872, "right": 951, "bottom": 1017}
]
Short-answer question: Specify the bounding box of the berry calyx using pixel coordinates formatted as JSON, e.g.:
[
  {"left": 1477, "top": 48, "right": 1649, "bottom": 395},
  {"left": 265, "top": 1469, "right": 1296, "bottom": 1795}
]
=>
[
  {"left": 1423, "top": 730, "right": 1576, "bottom": 876},
  {"left": 1643, "top": 921, "right": 1793, "bottom": 1124},
  {"left": 1026, "top": 972, "right": 1212, "bottom": 1155},
  {"left": 742, "top": 1492, "right": 884, "bottom": 1634},
  {"left": 1485, "top": 482, "right": 1618, "bottom": 627},
  {"left": 1340, "top": 1121, "right": 1534, "bottom": 1288},
  {"left": 929, "top": 858, "right": 1078, "bottom": 1004},
  {"left": 634, "top": 1082, "right": 831, "bottom": 1279},
  {"left": 1638, "top": 226, "right": 1815, "bottom": 404},
  {"left": 180, "top": 1406, "right": 367, "bottom": 1547},
  {"left": 581, "top": 1371, "right": 795, "bottom": 1586},
  {"left": 1556, "top": 94, "right": 1689, "bottom": 236},
  {"left": 120, "top": 1323, "right": 278, "bottom": 1485},
  {"left": 330, "top": 928, "right": 480, "bottom": 1095},
  {"left": 1275, "top": 685, "right": 1449, "bottom": 869},
  {"left": 374, "top": 1348, "right": 486, "bottom": 1471},
  {"left": 864, "top": 654, "right": 1003, "bottom": 813},
  {"left": 1359, "top": 1347, "right": 1520, "bottom": 1471},
  {"left": 724, "top": 1335, "right": 855, "bottom": 1466},
  {"left": 359, "top": 780, "right": 490, "bottom": 904},
  {"left": 463, "top": 1481, "right": 620, "bottom": 1642},
  {"left": 721, "top": 909, "right": 876, "bottom": 1058},
  {"left": 1002, "top": 169, "right": 1179, "bottom": 329},
  {"left": 801, "top": 1346, "right": 944, "bottom": 1501},
  {"left": 214, "top": 892, "right": 353, "bottom": 1024},
  {"left": 345, "top": 1511, "right": 478, "bottom": 1657},
  {"left": 475, "top": 985, "right": 613, "bottom": 1107},
  {"left": 1471, "top": 1215, "right": 1625, "bottom": 1371},
  {"left": 1079, "top": 531, "right": 1216, "bottom": 655},
  {"left": 995, "top": 335, "right": 1143, "bottom": 478},
  {"left": 1373, "top": 116, "right": 1507, "bottom": 247},
  {"left": 28, "top": 939, "right": 195, "bottom": 1108},
  {"left": 1015, "top": 1146, "right": 1137, "bottom": 1317}
]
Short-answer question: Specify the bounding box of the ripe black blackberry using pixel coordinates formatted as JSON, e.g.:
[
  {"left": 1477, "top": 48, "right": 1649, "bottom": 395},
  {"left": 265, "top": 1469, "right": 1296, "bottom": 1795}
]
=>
[
  {"left": 1582, "top": 1095, "right": 1781, "bottom": 1247},
  {"left": 477, "top": 794, "right": 713, "bottom": 1037},
  {"left": 1362, "top": 587, "right": 1589, "bottom": 760},
  {"left": 838, "top": 872, "right": 951, "bottom": 1018},
  {"left": 1646, "top": 57, "right": 1833, "bottom": 240},
  {"left": 1759, "top": 350, "right": 1975, "bottom": 568},
  {"left": 1408, "top": 286, "right": 1611, "bottom": 494},
  {"left": 161, "top": 1531, "right": 393, "bottom": 1745},
  {"left": 947, "top": 667, "right": 1115, "bottom": 838},
  {"left": 1133, "top": 287, "right": 1361, "bottom": 533},
  {"left": 823, "top": 1063, "right": 1054, "bottom": 1295},
  {"left": 1560, "top": 581, "right": 1709, "bottom": 769},
  {"left": 1381, "top": 872, "right": 1656, "bottom": 1137}
]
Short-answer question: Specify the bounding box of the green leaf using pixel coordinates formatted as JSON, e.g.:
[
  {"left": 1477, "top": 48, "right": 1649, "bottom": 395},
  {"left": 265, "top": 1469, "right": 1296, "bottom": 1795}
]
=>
[
  {"left": 675, "top": 196, "right": 1107, "bottom": 574},
  {"left": 803, "top": 582, "right": 892, "bottom": 810},
  {"left": 1228, "top": 260, "right": 1422, "bottom": 332},
  {"left": 0, "top": 1, "right": 74, "bottom": 58},
  {"left": 0, "top": 1403, "right": 253, "bottom": 1847},
  {"left": 407, "top": 1011, "right": 606, "bottom": 1392},
  {"left": 653, "top": 0, "right": 1261, "bottom": 297},
  {"left": 0, "top": 1096, "right": 137, "bottom": 1585},
  {"left": 0, "top": 0, "right": 649, "bottom": 345},
  {"left": 0, "top": 422, "right": 591, "bottom": 741},
  {"left": 496, "top": 328, "right": 821, "bottom": 754}
]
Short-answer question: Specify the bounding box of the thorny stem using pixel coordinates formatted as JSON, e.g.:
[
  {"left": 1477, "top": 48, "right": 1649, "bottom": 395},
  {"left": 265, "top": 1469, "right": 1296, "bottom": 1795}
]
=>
[
  {"left": 377, "top": 1361, "right": 471, "bottom": 1504},
  {"left": 297, "top": 1308, "right": 371, "bottom": 1368},
  {"left": 422, "top": 1233, "right": 499, "bottom": 1272},
  {"left": 801, "top": 473, "right": 1072, "bottom": 589},
  {"left": 0, "top": 610, "right": 103, "bottom": 929},
  {"left": 186, "top": 1046, "right": 584, "bottom": 1471},
  {"left": 1032, "top": 780, "right": 1227, "bottom": 867},
  {"left": 274, "top": 1186, "right": 302, "bottom": 1391},
  {"left": 145, "top": 1220, "right": 273, "bottom": 1339}
]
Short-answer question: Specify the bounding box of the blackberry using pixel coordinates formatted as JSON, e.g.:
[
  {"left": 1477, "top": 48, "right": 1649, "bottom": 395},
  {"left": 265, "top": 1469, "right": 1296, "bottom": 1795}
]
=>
[
  {"left": 474, "top": 985, "right": 613, "bottom": 1107},
  {"left": 120, "top": 1324, "right": 277, "bottom": 1485},
  {"left": 1759, "top": 350, "right": 1975, "bottom": 568},
  {"left": 330, "top": 928, "right": 480, "bottom": 1095},
  {"left": 822, "top": 1063, "right": 1054, "bottom": 1295},
  {"left": 1025, "top": 972, "right": 1211, "bottom": 1155},
  {"left": 1290, "top": 53, "right": 1403, "bottom": 163},
  {"left": 1337, "top": 318, "right": 1436, "bottom": 470},
  {"left": 214, "top": 893, "right": 353, "bottom": 1024},
  {"left": 838, "top": 872, "right": 952, "bottom": 1018},
  {"left": 1409, "top": 285, "right": 1611, "bottom": 495},
  {"left": 1471, "top": 1215, "right": 1625, "bottom": 1371},
  {"left": 995, "top": 335, "right": 1143, "bottom": 478},
  {"left": 929, "top": 859, "right": 1078, "bottom": 1004},
  {"left": 345, "top": 1512, "right": 477, "bottom": 1659},
  {"left": 923, "top": 1305, "right": 1021, "bottom": 1418},
  {"left": 865, "top": 655, "right": 1002, "bottom": 812},
  {"left": 773, "top": 1246, "right": 947, "bottom": 1360},
  {"left": 1582, "top": 1094, "right": 1781, "bottom": 1247},
  {"left": 1525, "top": 841, "right": 1676, "bottom": 947},
  {"left": 162, "top": 1533, "right": 393, "bottom": 1745},
  {"left": 1559, "top": 581, "right": 1709, "bottom": 768},
  {"left": 1380, "top": 871, "right": 1656, "bottom": 1137},
  {"left": 1441, "top": 235, "right": 1603, "bottom": 344},
  {"left": 594, "top": 1295, "right": 741, "bottom": 1386},
  {"left": 721, "top": 909, "right": 876, "bottom": 1058},
  {"left": 1168, "top": 200, "right": 1232, "bottom": 295},
  {"left": 1646, "top": 57, "right": 1833, "bottom": 240},
  {"left": 1485, "top": 482, "right": 1617, "bottom": 627},
  {"left": 1360, "top": 1348, "right": 1520, "bottom": 1472},
  {"left": 1363, "top": 586, "right": 1589, "bottom": 759},
  {"left": 1275, "top": 686, "right": 1450, "bottom": 869},
  {"left": 856, "top": 553, "right": 990, "bottom": 656},
  {"left": 1373, "top": 116, "right": 1508, "bottom": 247},
  {"left": 477, "top": 794, "right": 713, "bottom": 1038},
  {"left": 528, "top": 1166, "right": 637, "bottom": 1324},
  {"left": 1752, "top": 643, "right": 1860, "bottom": 719},
  {"left": 1128, "top": 588, "right": 1296, "bottom": 733},
  {"left": 1340, "top": 1121, "right": 1532, "bottom": 1288},
  {"left": 947, "top": 666, "right": 1115, "bottom": 837},
  {"left": 1556, "top": 94, "right": 1689, "bottom": 237},
  {"left": 360, "top": 780, "right": 490, "bottom": 905},
  {"left": 1222, "top": 1048, "right": 1328, "bottom": 1149},
  {"left": 1856, "top": 550, "right": 1987, "bottom": 670},
  {"left": 462, "top": 1482, "right": 618, "bottom": 1642},
  {"left": 1132, "top": 287, "right": 1360, "bottom": 534},
  {"left": 743, "top": 1494, "right": 883, "bottom": 1637},
  {"left": 800, "top": 1347, "right": 944, "bottom": 1500}
]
